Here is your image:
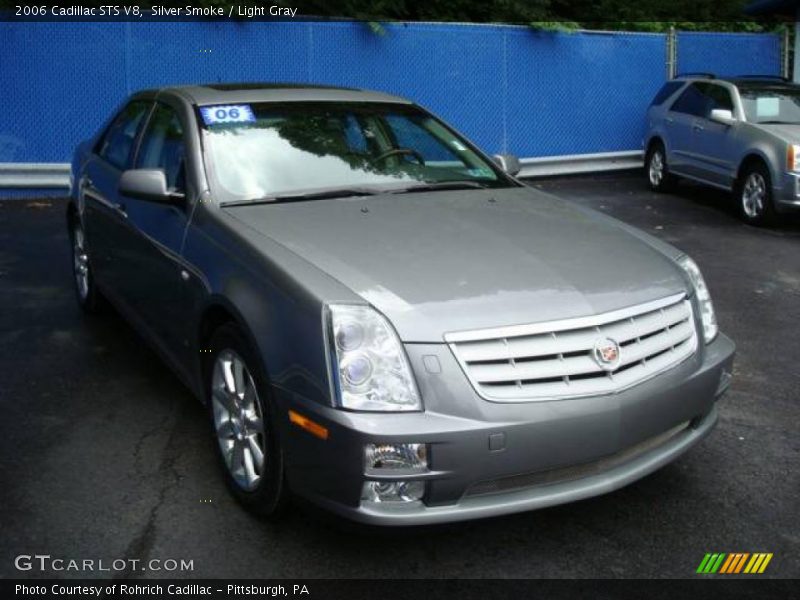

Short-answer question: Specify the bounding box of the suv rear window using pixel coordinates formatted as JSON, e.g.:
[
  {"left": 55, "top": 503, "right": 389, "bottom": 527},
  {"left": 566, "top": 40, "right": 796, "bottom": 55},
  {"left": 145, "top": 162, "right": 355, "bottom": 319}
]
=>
[{"left": 650, "top": 81, "right": 685, "bottom": 106}]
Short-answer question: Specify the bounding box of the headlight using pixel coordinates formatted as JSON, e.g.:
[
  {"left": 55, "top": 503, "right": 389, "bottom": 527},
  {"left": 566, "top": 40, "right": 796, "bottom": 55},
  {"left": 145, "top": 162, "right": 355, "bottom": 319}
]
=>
[
  {"left": 678, "top": 256, "right": 718, "bottom": 344},
  {"left": 326, "top": 304, "right": 422, "bottom": 411},
  {"left": 788, "top": 144, "right": 800, "bottom": 172}
]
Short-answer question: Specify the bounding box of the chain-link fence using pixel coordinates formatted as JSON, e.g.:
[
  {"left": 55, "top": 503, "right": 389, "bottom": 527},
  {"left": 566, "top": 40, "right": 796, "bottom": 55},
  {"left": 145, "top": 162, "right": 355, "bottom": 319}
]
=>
[{"left": 0, "top": 21, "right": 784, "bottom": 166}]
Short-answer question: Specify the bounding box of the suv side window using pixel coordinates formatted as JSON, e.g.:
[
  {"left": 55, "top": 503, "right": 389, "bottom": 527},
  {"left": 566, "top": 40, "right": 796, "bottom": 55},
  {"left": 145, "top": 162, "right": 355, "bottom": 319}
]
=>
[
  {"left": 650, "top": 81, "right": 685, "bottom": 107},
  {"left": 97, "top": 101, "right": 151, "bottom": 169},
  {"left": 136, "top": 103, "right": 186, "bottom": 192},
  {"left": 670, "top": 83, "right": 710, "bottom": 117},
  {"left": 705, "top": 84, "right": 734, "bottom": 114}
]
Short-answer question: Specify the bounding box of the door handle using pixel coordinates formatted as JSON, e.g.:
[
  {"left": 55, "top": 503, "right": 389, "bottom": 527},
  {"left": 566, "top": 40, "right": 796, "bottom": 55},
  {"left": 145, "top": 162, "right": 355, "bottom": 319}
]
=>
[
  {"left": 665, "top": 117, "right": 674, "bottom": 124},
  {"left": 693, "top": 122, "right": 705, "bottom": 132},
  {"left": 112, "top": 202, "right": 127, "bottom": 217}
]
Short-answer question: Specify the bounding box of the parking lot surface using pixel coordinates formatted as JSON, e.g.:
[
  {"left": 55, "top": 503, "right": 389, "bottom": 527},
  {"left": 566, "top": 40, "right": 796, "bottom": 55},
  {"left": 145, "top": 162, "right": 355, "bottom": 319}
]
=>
[{"left": 0, "top": 173, "right": 798, "bottom": 579}]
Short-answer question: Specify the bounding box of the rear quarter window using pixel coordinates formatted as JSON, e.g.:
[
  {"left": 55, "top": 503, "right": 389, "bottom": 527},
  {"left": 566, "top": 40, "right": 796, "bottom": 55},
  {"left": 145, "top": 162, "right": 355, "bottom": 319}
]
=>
[{"left": 650, "top": 81, "right": 685, "bottom": 107}]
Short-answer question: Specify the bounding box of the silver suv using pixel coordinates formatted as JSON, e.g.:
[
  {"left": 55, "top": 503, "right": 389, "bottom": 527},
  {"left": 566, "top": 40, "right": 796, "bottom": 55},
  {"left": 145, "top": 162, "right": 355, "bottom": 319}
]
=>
[{"left": 644, "top": 74, "right": 800, "bottom": 225}]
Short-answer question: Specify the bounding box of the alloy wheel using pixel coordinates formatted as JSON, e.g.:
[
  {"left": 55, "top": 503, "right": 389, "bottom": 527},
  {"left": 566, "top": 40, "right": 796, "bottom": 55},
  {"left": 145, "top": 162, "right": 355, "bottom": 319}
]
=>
[
  {"left": 648, "top": 150, "right": 664, "bottom": 187},
  {"left": 741, "top": 172, "right": 767, "bottom": 218},
  {"left": 211, "top": 350, "right": 267, "bottom": 491},
  {"left": 72, "top": 225, "right": 90, "bottom": 300}
]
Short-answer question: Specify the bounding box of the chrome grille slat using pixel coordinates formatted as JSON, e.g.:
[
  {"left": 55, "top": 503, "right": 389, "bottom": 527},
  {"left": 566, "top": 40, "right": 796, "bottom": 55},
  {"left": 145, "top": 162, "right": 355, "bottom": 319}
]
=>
[
  {"left": 446, "top": 293, "right": 698, "bottom": 402},
  {"left": 470, "top": 354, "right": 602, "bottom": 383}
]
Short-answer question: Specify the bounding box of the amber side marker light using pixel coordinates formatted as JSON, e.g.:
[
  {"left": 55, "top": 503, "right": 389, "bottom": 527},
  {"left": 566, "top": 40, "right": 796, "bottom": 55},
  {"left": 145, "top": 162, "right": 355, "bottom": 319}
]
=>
[{"left": 288, "top": 410, "right": 329, "bottom": 440}]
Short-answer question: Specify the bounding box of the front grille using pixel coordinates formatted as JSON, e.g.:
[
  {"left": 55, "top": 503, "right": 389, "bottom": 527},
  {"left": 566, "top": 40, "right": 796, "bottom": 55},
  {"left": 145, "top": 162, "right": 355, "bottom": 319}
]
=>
[{"left": 446, "top": 293, "right": 697, "bottom": 401}]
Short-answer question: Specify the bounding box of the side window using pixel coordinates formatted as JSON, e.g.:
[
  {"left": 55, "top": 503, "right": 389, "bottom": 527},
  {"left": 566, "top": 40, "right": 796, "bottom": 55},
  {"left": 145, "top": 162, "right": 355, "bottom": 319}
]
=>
[
  {"left": 136, "top": 104, "right": 186, "bottom": 192},
  {"left": 706, "top": 84, "right": 734, "bottom": 114},
  {"left": 384, "top": 115, "right": 461, "bottom": 162},
  {"left": 650, "top": 81, "right": 685, "bottom": 107},
  {"left": 97, "top": 101, "right": 151, "bottom": 169},
  {"left": 670, "top": 83, "right": 709, "bottom": 117},
  {"left": 342, "top": 115, "right": 369, "bottom": 153}
]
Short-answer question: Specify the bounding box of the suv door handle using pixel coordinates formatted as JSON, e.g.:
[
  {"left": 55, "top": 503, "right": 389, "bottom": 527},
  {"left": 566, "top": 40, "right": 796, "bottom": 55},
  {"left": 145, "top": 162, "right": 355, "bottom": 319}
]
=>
[
  {"left": 665, "top": 117, "right": 674, "bottom": 124},
  {"left": 692, "top": 122, "right": 705, "bottom": 132}
]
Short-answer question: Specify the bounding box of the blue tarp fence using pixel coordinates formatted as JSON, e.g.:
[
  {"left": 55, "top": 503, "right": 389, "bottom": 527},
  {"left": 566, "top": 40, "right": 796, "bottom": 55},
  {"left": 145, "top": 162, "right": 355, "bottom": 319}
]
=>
[{"left": 0, "top": 22, "right": 782, "bottom": 163}]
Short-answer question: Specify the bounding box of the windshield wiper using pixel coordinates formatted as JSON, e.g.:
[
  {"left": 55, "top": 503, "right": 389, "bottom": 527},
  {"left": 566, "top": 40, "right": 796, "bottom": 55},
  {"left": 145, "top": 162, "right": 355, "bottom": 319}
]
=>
[
  {"left": 388, "top": 180, "right": 491, "bottom": 194},
  {"left": 220, "top": 187, "right": 380, "bottom": 207}
]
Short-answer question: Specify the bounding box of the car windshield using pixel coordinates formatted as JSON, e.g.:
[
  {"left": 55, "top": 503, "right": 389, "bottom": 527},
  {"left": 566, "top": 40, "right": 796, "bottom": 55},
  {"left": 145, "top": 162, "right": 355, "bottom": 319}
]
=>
[
  {"left": 740, "top": 87, "right": 800, "bottom": 124},
  {"left": 199, "top": 101, "right": 510, "bottom": 203}
]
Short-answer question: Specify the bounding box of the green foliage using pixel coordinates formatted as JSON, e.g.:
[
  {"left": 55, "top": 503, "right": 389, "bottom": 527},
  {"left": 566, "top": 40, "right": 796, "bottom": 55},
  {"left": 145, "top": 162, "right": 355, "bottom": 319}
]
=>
[{"left": 529, "top": 21, "right": 580, "bottom": 33}]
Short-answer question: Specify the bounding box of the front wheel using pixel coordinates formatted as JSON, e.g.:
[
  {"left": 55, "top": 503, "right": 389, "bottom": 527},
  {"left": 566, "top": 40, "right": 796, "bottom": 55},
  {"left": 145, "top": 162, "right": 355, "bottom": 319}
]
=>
[
  {"left": 646, "top": 143, "right": 676, "bottom": 192},
  {"left": 206, "top": 324, "right": 288, "bottom": 517},
  {"left": 737, "top": 164, "right": 776, "bottom": 226}
]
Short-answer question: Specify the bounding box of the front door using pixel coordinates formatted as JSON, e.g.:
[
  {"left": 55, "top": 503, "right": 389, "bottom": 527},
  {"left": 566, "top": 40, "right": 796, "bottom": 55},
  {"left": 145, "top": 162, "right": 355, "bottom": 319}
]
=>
[
  {"left": 115, "top": 101, "right": 194, "bottom": 368},
  {"left": 692, "top": 83, "right": 738, "bottom": 187}
]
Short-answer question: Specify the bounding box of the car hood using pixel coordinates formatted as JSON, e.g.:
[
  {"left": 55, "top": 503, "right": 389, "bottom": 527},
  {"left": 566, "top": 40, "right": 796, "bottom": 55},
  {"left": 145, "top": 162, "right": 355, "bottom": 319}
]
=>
[
  {"left": 227, "top": 187, "right": 688, "bottom": 342},
  {"left": 755, "top": 123, "right": 800, "bottom": 144}
]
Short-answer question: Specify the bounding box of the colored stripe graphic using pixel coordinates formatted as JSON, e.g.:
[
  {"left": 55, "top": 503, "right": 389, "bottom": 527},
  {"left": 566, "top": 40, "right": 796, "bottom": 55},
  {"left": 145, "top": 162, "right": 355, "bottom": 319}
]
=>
[
  {"left": 697, "top": 553, "right": 727, "bottom": 573},
  {"left": 698, "top": 553, "right": 773, "bottom": 574},
  {"left": 744, "top": 553, "right": 774, "bottom": 574},
  {"left": 720, "top": 553, "right": 750, "bottom": 573}
]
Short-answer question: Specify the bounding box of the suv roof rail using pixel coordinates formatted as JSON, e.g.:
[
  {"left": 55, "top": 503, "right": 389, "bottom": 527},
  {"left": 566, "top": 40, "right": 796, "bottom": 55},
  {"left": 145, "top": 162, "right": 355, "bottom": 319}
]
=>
[
  {"left": 735, "top": 74, "right": 789, "bottom": 81},
  {"left": 675, "top": 72, "right": 716, "bottom": 79}
]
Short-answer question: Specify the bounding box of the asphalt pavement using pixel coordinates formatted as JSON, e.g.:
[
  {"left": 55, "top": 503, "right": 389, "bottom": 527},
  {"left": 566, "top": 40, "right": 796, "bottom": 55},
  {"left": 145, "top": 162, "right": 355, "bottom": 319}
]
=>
[{"left": 0, "top": 173, "right": 797, "bottom": 580}]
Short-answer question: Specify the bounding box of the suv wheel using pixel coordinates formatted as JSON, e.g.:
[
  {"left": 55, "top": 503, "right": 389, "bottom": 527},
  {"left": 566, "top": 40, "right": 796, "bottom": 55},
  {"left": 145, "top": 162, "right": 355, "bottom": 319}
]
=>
[
  {"left": 646, "top": 143, "right": 676, "bottom": 192},
  {"left": 69, "top": 216, "right": 103, "bottom": 313},
  {"left": 206, "top": 324, "right": 288, "bottom": 517},
  {"left": 737, "top": 164, "right": 775, "bottom": 226}
]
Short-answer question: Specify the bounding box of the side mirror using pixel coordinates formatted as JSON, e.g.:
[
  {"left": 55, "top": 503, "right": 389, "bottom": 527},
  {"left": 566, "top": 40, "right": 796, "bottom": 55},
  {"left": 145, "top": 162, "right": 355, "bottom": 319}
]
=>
[
  {"left": 119, "top": 169, "right": 184, "bottom": 204},
  {"left": 710, "top": 109, "right": 736, "bottom": 126},
  {"left": 493, "top": 153, "right": 521, "bottom": 177}
]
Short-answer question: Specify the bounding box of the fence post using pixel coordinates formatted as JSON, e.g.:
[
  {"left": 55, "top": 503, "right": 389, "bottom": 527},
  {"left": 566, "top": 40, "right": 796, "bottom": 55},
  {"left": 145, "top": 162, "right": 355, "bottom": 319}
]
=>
[
  {"left": 666, "top": 27, "right": 677, "bottom": 79},
  {"left": 782, "top": 26, "right": 791, "bottom": 79}
]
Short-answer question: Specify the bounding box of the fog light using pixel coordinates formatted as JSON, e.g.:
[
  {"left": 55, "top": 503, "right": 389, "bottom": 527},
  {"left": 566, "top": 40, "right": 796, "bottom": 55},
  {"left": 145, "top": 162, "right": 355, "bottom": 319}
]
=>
[
  {"left": 364, "top": 443, "right": 427, "bottom": 473},
  {"left": 362, "top": 480, "right": 425, "bottom": 503}
]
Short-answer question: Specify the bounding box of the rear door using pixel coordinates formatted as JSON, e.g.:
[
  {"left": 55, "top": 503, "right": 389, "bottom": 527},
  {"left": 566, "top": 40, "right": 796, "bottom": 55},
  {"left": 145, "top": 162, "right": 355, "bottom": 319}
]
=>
[
  {"left": 665, "top": 82, "right": 711, "bottom": 178},
  {"left": 82, "top": 101, "right": 152, "bottom": 293}
]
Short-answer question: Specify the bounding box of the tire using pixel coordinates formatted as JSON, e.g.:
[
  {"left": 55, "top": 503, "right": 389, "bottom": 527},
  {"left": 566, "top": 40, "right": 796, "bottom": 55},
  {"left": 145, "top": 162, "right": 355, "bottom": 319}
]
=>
[
  {"left": 68, "top": 214, "right": 104, "bottom": 314},
  {"left": 205, "top": 323, "right": 288, "bottom": 517},
  {"left": 646, "top": 142, "right": 676, "bottom": 192},
  {"left": 736, "top": 162, "right": 776, "bottom": 226}
]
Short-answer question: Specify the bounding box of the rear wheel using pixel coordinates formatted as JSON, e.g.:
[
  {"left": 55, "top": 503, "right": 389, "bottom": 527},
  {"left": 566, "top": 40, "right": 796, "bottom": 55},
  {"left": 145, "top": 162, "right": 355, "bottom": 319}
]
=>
[
  {"left": 737, "top": 163, "right": 775, "bottom": 226},
  {"left": 68, "top": 215, "right": 104, "bottom": 314},
  {"left": 646, "top": 142, "right": 676, "bottom": 192},
  {"left": 206, "top": 324, "right": 288, "bottom": 517}
]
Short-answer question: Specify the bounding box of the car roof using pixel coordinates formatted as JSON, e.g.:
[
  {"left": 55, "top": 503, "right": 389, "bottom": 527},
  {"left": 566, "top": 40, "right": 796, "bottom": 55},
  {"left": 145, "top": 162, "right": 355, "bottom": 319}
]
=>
[
  {"left": 142, "top": 82, "right": 413, "bottom": 106},
  {"left": 672, "top": 74, "right": 800, "bottom": 91}
]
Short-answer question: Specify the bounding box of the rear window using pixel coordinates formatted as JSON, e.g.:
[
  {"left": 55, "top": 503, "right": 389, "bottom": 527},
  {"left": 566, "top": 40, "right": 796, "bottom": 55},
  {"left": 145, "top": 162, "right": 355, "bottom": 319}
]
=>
[{"left": 650, "top": 81, "right": 685, "bottom": 107}]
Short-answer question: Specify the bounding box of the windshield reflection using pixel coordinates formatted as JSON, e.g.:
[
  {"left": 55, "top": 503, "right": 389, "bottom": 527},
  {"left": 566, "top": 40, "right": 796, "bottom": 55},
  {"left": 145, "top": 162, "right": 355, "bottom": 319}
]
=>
[{"left": 202, "top": 102, "right": 506, "bottom": 202}]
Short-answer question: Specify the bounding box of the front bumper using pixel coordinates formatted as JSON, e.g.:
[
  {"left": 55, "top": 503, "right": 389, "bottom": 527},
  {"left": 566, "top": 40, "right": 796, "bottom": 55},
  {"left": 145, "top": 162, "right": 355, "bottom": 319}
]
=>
[
  {"left": 774, "top": 171, "right": 800, "bottom": 213},
  {"left": 275, "top": 333, "right": 735, "bottom": 526}
]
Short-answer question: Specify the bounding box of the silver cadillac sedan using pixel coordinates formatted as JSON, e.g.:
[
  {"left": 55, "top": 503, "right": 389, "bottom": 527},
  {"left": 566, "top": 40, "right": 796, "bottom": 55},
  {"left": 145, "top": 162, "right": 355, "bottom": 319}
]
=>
[{"left": 67, "top": 83, "right": 735, "bottom": 525}]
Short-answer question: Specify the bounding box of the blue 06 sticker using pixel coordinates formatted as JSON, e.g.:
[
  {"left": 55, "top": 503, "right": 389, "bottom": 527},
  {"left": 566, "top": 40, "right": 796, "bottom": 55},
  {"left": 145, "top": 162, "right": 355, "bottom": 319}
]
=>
[{"left": 200, "top": 104, "right": 256, "bottom": 125}]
